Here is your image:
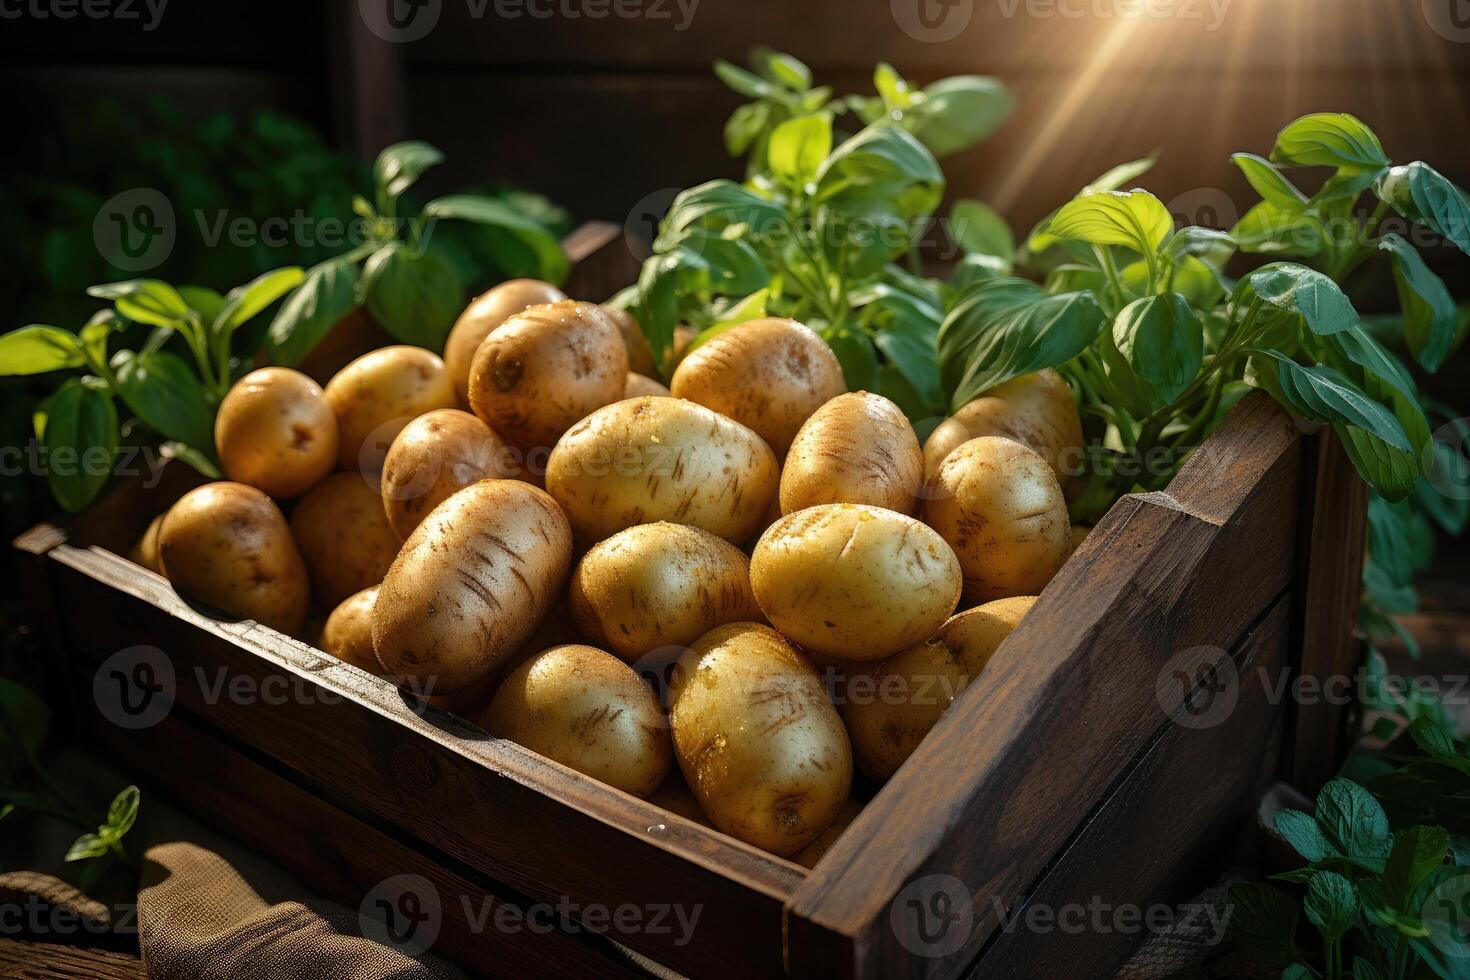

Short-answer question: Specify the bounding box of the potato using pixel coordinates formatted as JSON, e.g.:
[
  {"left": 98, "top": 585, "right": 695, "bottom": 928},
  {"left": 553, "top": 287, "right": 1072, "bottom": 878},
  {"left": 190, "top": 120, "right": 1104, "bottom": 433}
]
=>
[
  {"left": 670, "top": 318, "right": 847, "bottom": 456},
  {"left": 468, "top": 300, "right": 628, "bottom": 455},
  {"left": 922, "top": 369, "right": 1083, "bottom": 493},
  {"left": 921, "top": 437, "right": 1071, "bottom": 603},
  {"left": 443, "top": 279, "right": 567, "bottom": 404},
  {"left": 545, "top": 395, "right": 778, "bottom": 544},
  {"left": 129, "top": 514, "right": 164, "bottom": 574},
  {"left": 645, "top": 775, "right": 712, "bottom": 826},
  {"left": 668, "top": 623, "right": 851, "bottom": 855},
  {"left": 751, "top": 504, "right": 961, "bottom": 661},
  {"left": 215, "top": 367, "right": 339, "bottom": 499},
  {"left": 569, "top": 522, "right": 761, "bottom": 661},
  {"left": 484, "top": 644, "right": 671, "bottom": 797},
  {"left": 319, "top": 586, "right": 381, "bottom": 674},
  {"left": 780, "top": 391, "right": 921, "bottom": 516},
  {"left": 158, "top": 482, "right": 309, "bottom": 635},
  {"left": 325, "top": 346, "right": 455, "bottom": 472},
  {"left": 794, "top": 798, "right": 862, "bottom": 869},
  {"left": 603, "top": 306, "right": 657, "bottom": 379},
  {"left": 373, "top": 479, "right": 572, "bottom": 694},
  {"left": 841, "top": 595, "right": 1035, "bottom": 782},
  {"left": 380, "top": 409, "right": 512, "bottom": 539},
  {"left": 622, "top": 372, "right": 669, "bottom": 399},
  {"left": 288, "top": 472, "right": 401, "bottom": 607}
]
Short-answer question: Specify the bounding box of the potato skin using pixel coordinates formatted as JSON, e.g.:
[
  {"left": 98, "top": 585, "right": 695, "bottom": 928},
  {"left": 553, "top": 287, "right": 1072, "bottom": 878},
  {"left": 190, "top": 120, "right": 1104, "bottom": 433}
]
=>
[
  {"left": 159, "top": 482, "right": 309, "bottom": 635},
  {"left": 922, "top": 369, "right": 1083, "bottom": 493},
  {"left": 670, "top": 318, "right": 847, "bottom": 456},
  {"left": 780, "top": 391, "right": 921, "bottom": 516},
  {"left": 380, "top": 409, "right": 512, "bottom": 539},
  {"left": 603, "top": 306, "right": 657, "bottom": 379},
  {"left": 921, "top": 437, "right": 1071, "bottom": 603},
  {"left": 545, "top": 396, "right": 779, "bottom": 544},
  {"left": 324, "top": 346, "right": 455, "bottom": 472},
  {"left": 468, "top": 300, "right": 628, "bottom": 455},
  {"left": 319, "top": 586, "right": 382, "bottom": 675},
  {"left": 215, "top": 367, "right": 339, "bottom": 499},
  {"left": 668, "top": 623, "right": 852, "bottom": 855},
  {"left": 484, "top": 644, "right": 672, "bottom": 797},
  {"left": 373, "top": 479, "right": 573, "bottom": 694},
  {"left": 751, "top": 504, "right": 962, "bottom": 661},
  {"left": 444, "top": 279, "right": 567, "bottom": 404},
  {"left": 569, "top": 522, "right": 761, "bottom": 661},
  {"left": 940, "top": 595, "right": 1036, "bottom": 676},
  {"left": 290, "top": 472, "right": 402, "bottom": 608},
  {"left": 794, "top": 798, "right": 862, "bottom": 869},
  {"left": 622, "top": 372, "right": 669, "bottom": 399},
  {"left": 129, "top": 514, "right": 165, "bottom": 574}
]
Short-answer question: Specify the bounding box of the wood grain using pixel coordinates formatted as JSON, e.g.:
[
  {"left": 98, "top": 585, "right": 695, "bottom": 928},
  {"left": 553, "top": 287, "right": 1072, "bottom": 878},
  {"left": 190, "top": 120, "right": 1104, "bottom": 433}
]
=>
[{"left": 0, "top": 942, "right": 144, "bottom": 980}]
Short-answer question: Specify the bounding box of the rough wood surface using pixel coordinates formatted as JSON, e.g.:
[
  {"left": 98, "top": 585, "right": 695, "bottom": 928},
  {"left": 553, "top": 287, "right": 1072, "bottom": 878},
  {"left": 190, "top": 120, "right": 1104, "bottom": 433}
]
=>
[{"left": 0, "top": 942, "right": 144, "bottom": 980}]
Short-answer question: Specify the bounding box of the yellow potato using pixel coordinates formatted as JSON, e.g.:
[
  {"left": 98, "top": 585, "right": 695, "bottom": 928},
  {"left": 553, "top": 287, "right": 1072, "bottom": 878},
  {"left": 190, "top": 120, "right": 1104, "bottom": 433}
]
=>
[
  {"left": 545, "top": 395, "right": 779, "bottom": 544},
  {"left": 569, "top": 522, "right": 762, "bottom": 661},
  {"left": 939, "top": 595, "right": 1037, "bottom": 676},
  {"left": 670, "top": 318, "right": 847, "bottom": 456},
  {"left": 484, "top": 644, "right": 671, "bottom": 797},
  {"left": 668, "top": 623, "right": 851, "bottom": 855},
  {"left": 780, "top": 391, "right": 922, "bottom": 515},
  {"left": 215, "top": 367, "right": 339, "bottom": 499},
  {"left": 324, "top": 346, "right": 455, "bottom": 472},
  {"left": 468, "top": 300, "right": 628, "bottom": 455},
  {"left": 443, "top": 279, "right": 567, "bottom": 404},
  {"left": 380, "top": 409, "right": 513, "bottom": 539},
  {"left": 129, "top": 514, "right": 164, "bottom": 574},
  {"left": 622, "top": 372, "right": 669, "bottom": 399},
  {"left": 751, "top": 504, "right": 961, "bottom": 661},
  {"left": 923, "top": 437, "right": 1070, "bottom": 603},
  {"left": 922, "top": 369, "right": 1083, "bottom": 493},
  {"left": 603, "top": 306, "right": 657, "bottom": 379},
  {"left": 373, "top": 479, "right": 573, "bottom": 694},
  {"left": 158, "top": 482, "right": 309, "bottom": 635},
  {"left": 290, "top": 472, "right": 402, "bottom": 607},
  {"left": 319, "top": 586, "right": 382, "bottom": 675},
  {"left": 794, "top": 798, "right": 862, "bottom": 869}
]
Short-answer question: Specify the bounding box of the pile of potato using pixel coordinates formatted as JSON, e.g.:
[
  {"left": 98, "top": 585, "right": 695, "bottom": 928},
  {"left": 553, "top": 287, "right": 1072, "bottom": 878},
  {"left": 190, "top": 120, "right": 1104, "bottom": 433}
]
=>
[{"left": 132, "top": 277, "right": 1084, "bottom": 864}]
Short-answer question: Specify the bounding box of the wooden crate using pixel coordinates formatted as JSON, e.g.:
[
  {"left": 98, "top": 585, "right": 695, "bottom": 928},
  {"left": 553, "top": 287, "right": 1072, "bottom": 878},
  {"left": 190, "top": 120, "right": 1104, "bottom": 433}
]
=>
[{"left": 12, "top": 226, "right": 1367, "bottom": 979}]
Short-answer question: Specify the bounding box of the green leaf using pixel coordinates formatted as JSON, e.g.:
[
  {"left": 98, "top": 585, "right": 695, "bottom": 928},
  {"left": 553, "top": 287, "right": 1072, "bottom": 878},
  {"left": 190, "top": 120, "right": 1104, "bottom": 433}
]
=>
[
  {"left": 1239, "top": 263, "right": 1359, "bottom": 336},
  {"left": 1230, "top": 201, "right": 1324, "bottom": 257},
  {"left": 1378, "top": 234, "right": 1458, "bottom": 371},
  {"left": 64, "top": 832, "right": 109, "bottom": 862},
  {"left": 373, "top": 140, "right": 444, "bottom": 200},
  {"left": 1112, "top": 293, "right": 1203, "bottom": 409},
  {"left": 873, "top": 62, "right": 913, "bottom": 111},
  {"left": 815, "top": 123, "right": 944, "bottom": 219},
  {"left": 1315, "top": 777, "right": 1394, "bottom": 874},
  {"left": 938, "top": 278, "right": 1106, "bottom": 411},
  {"left": 159, "top": 441, "right": 223, "bottom": 480},
  {"left": 751, "top": 47, "right": 811, "bottom": 90},
  {"left": 1303, "top": 870, "right": 1356, "bottom": 943},
  {"left": 1375, "top": 162, "right": 1470, "bottom": 257},
  {"left": 1275, "top": 808, "right": 1336, "bottom": 863},
  {"left": 87, "top": 279, "right": 192, "bottom": 330},
  {"left": 1252, "top": 353, "right": 1411, "bottom": 452},
  {"left": 903, "top": 75, "right": 1015, "bottom": 158},
  {"left": 691, "top": 288, "right": 769, "bottom": 350},
  {"left": 768, "top": 112, "right": 833, "bottom": 188},
  {"left": 713, "top": 59, "right": 777, "bottom": 99},
  {"left": 657, "top": 180, "right": 785, "bottom": 247},
  {"left": 178, "top": 286, "right": 226, "bottom": 326},
  {"left": 824, "top": 327, "right": 880, "bottom": 392},
  {"left": 112, "top": 350, "right": 214, "bottom": 451},
  {"left": 635, "top": 246, "right": 711, "bottom": 374},
  {"left": 362, "top": 242, "right": 464, "bottom": 350},
  {"left": 42, "top": 379, "right": 118, "bottom": 513},
  {"left": 1232, "top": 153, "right": 1309, "bottom": 210},
  {"left": 267, "top": 259, "right": 362, "bottom": 367},
  {"left": 1270, "top": 112, "right": 1389, "bottom": 170},
  {"left": 80, "top": 312, "right": 122, "bottom": 368},
  {"left": 1384, "top": 825, "right": 1451, "bottom": 906},
  {"left": 213, "top": 267, "right": 305, "bottom": 335},
  {"left": 950, "top": 199, "right": 1014, "bottom": 262},
  {"left": 106, "top": 785, "right": 140, "bottom": 837},
  {"left": 421, "top": 194, "right": 570, "bottom": 284},
  {"left": 724, "top": 100, "right": 771, "bottom": 157},
  {"left": 1410, "top": 717, "right": 1470, "bottom": 777},
  {"left": 0, "top": 325, "right": 86, "bottom": 375},
  {"left": 1050, "top": 190, "right": 1173, "bottom": 257},
  {"left": 1280, "top": 964, "right": 1315, "bottom": 980}
]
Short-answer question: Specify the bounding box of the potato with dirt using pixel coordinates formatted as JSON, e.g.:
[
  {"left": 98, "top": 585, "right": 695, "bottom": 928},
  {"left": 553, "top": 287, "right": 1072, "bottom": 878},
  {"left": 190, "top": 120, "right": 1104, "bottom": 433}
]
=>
[
  {"left": 373, "top": 480, "right": 573, "bottom": 694},
  {"left": 780, "top": 391, "right": 922, "bottom": 515},
  {"left": 324, "top": 346, "right": 455, "bottom": 472},
  {"left": 443, "top": 279, "right": 568, "bottom": 404},
  {"left": 215, "top": 367, "right": 339, "bottom": 499},
  {"left": 668, "top": 622, "right": 852, "bottom": 855},
  {"left": 380, "top": 409, "right": 512, "bottom": 538},
  {"left": 468, "top": 300, "right": 628, "bottom": 455},
  {"left": 922, "top": 437, "right": 1070, "bottom": 603},
  {"left": 290, "top": 472, "right": 402, "bottom": 607},
  {"left": 569, "top": 522, "right": 762, "bottom": 661},
  {"left": 545, "top": 395, "right": 778, "bottom": 544},
  {"left": 484, "top": 644, "right": 671, "bottom": 797},
  {"left": 319, "top": 586, "right": 381, "bottom": 675},
  {"left": 622, "top": 372, "right": 669, "bottom": 399},
  {"left": 158, "top": 482, "right": 310, "bottom": 635},
  {"left": 751, "top": 504, "right": 961, "bottom": 661},
  {"left": 670, "top": 318, "right": 847, "bottom": 456}
]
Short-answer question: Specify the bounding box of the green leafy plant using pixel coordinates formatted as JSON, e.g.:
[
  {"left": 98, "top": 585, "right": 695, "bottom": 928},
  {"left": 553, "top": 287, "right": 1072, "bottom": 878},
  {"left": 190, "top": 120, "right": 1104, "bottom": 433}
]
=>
[{"left": 619, "top": 50, "right": 1013, "bottom": 420}]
